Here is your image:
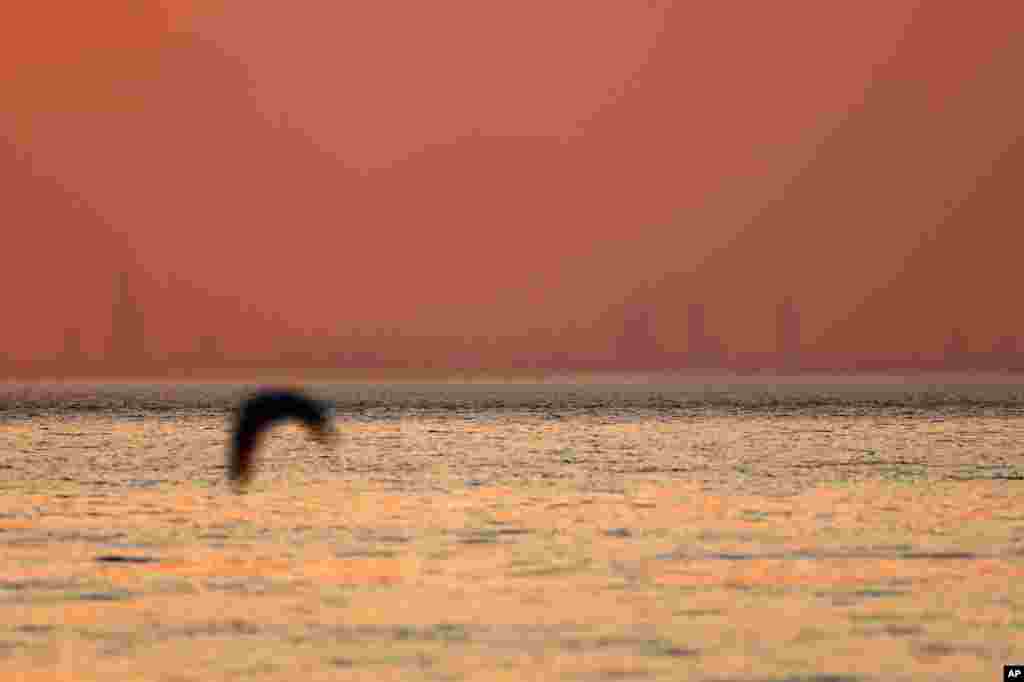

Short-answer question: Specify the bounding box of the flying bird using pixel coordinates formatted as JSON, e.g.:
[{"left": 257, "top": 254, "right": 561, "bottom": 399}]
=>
[{"left": 227, "top": 388, "right": 336, "bottom": 490}]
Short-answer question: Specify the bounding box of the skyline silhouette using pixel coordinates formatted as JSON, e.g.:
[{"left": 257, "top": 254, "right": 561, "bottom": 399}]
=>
[
  {"left": 12, "top": 268, "right": 1020, "bottom": 380},
  {"left": 2, "top": 2, "right": 1021, "bottom": 377}
]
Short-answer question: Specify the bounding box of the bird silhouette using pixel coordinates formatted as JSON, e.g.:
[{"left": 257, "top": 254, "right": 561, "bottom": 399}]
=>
[{"left": 227, "top": 388, "right": 336, "bottom": 490}]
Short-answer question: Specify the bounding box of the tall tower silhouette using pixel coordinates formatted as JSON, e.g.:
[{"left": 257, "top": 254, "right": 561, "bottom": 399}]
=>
[
  {"left": 106, "top": 270, "right": 147, "bottom": 374},
  {"left": 686, "top": 303, "right": 706, "bottom": 367},
  {"left": 197, "top": 334, "right": 221, "bottom": 370},
  {"left": 992, "top": 335, "right": 1018, "bottom": 370},
  {"left": 944, "top": 327, "right": 968, "bottom": 370},
  {"left": 59, "top": 328, "right": 86, "bottom": 377},
  {"left": 776, "top": 296, "right": 800, "bottom": 372},
  {"left": 616, "top": 304, "right": 660, "bottom": 370}
]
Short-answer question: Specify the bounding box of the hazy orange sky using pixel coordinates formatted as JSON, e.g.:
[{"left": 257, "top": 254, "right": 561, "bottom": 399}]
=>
[{"left": 2, "top": 1, "right": 1021, "bottom": 365}]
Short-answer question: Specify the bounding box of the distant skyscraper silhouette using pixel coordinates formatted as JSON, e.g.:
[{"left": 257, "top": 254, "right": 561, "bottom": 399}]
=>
[
  {"left": 59, "top": 328, "right": 86, "bottom": 376},
  {"left": 617, "top": 306, "right": 660, "bottom": 370},
  {"left": 106, "top": 270, "right": 147, "bottom": 373},
  {"left": 197, "top": 335, "right": 221, "bottom": 369},
  {"left": 992, "top": 335, "right": 1018, "bottom": 370},
  {"left": 776, "top": 296, "right": 800, "bottom": 372},
  {"left": 687, "top": 303, "right": 707, "bottom": 367},
  {"left": 944, "top": 327, "right": 969, "bottom": 369}
]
